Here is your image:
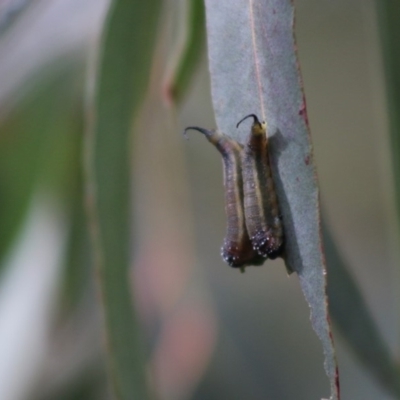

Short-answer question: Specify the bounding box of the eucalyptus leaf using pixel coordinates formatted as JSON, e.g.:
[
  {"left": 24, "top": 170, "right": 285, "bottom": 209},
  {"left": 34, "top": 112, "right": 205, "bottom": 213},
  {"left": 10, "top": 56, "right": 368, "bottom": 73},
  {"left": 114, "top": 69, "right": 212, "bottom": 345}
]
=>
[
  {"left": 62, "top": 180, "right": 92, "bottom": 311},
  {"left": 167, "top": 0, "right": 205, "bottom": 104},
  {"left": 375, "top": 2, "right": 400, "bottom": 395},
  {"left": 324, "top": 224, "right": 400, "bottom": 398},
  {"left": 0, "top": 69, "right": 79, "bottom": 266},
  {"left": 204, "top": 1, "right": 339, "bottom": 399},
  {"left": 85, "top": 0, "right": 161, "bottom": 399},
  {"left": 376, "top": 1, "right": 400, "bottom": 229}
]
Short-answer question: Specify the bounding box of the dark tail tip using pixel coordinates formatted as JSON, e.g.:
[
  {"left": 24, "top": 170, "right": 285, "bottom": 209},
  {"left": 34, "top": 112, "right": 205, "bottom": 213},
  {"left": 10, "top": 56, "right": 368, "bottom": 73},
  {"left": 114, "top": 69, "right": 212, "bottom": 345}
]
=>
[
  {"left": 236, "top": 114, "right": 260, "bottom": 129},
  {"left": 183, "top": 126, "right": 213, "bottom": 140}
]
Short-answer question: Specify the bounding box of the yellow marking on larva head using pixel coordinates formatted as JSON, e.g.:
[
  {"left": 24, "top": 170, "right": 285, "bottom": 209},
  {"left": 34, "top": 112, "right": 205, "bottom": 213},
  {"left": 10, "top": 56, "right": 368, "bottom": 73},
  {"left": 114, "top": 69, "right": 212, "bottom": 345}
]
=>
[
  {"left": 261, "top": 121, "right": 267, "bottom": 133},
  {"left": 252, "top": 120, "right": 266, "bottom": 136}
]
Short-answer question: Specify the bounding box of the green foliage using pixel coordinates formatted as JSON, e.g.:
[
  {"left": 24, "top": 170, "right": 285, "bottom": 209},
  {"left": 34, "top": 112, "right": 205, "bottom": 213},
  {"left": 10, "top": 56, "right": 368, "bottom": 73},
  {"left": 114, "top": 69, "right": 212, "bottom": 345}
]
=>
[
  {"left": 168, "top": 0, "right": 205, "bottom": 104},
  {"left": 1, "top": 2, "right": 400, "bottom": 399},
  {"left": 0, "top": 69, "right": 81, "bottom": 265},
  {"left": 85, "top": 0, "right": 162, "bottom": 398}
]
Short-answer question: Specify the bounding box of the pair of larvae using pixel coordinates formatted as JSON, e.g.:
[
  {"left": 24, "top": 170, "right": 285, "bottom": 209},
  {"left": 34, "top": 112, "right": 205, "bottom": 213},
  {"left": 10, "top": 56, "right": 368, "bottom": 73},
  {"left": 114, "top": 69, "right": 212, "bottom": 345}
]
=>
[{"left": 185, "top": 114, "right": 284, "bottom": 271}]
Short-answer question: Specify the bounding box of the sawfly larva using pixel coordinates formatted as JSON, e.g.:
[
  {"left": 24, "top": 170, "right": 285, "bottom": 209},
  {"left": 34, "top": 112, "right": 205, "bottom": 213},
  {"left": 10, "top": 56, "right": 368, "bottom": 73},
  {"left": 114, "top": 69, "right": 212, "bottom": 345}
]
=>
[
  {"left": 237, "top": 114, "right": 283, "bottom": 259},
  {"left": 184, "top": 126, "right": 265, "bottom": 270}
]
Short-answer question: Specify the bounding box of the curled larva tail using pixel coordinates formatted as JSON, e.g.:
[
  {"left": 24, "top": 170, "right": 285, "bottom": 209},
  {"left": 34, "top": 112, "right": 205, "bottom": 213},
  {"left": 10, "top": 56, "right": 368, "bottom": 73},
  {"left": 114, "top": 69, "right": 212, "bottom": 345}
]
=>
[
  {"left": 184, "top": 126, "right": 213, "bottom": 139},
  {"left": 236, "top": 114, "right": 260, "bottom": 129}
]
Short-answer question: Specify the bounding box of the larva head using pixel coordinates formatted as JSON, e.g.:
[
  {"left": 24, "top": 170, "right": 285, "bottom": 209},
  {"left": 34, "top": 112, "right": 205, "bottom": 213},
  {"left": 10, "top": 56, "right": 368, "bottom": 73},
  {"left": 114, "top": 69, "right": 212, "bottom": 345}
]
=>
[
  {"left": 236, "top": 114, "right": 266, "bottom": 136},
  {"left": 221, "top": 235, "right": 267, "bottom": 269},
  {"left": 251, "top": 229, "right": 284, "bottom": 260}
]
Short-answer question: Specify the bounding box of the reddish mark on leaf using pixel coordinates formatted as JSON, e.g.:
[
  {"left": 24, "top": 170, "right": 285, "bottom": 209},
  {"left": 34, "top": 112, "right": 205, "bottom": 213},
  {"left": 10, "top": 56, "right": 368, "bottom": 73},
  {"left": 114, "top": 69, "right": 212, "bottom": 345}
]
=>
[
  {"left": 327, "top": 314, "right": 341, "bottom": 398},
  {"left": 298, "top": 94, "right": 309, "bottom": 127},
  {"left": 335, "top": 367, "right": 341, "bottom": 400},
  {"left": 304, "top": 154, "right": 311, "bottom": 165},
  {"left": 162, "top": 82, "right": 175, "bottom": 107}
]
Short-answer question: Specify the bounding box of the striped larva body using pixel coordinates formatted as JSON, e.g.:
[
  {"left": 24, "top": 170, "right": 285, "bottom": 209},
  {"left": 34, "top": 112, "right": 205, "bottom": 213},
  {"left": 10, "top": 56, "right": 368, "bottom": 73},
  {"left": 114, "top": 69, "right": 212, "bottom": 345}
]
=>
[
  {"left": 237, "top": 114, "right": 284, "bottom": 259},
  {"left": 184, "top": 127, "right": 265, "bottom": 269}
]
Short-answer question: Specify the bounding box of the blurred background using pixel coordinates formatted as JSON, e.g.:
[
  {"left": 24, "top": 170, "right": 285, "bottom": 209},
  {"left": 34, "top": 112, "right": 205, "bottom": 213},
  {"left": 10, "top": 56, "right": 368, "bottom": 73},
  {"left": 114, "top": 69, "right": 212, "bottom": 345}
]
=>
[{"left": 0, "top": 0, "right": 397, "bottom": 399}]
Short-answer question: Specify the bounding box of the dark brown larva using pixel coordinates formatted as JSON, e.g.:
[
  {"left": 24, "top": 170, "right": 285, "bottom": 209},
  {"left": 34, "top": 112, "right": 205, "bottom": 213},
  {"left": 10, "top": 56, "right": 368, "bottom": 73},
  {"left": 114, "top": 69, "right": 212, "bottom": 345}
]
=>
[
  {"left": 237, "top": 114, "right": 284, "bottom": 259},
  {"left": 184, "top": 126, "right": 265, "bottom": 269}
]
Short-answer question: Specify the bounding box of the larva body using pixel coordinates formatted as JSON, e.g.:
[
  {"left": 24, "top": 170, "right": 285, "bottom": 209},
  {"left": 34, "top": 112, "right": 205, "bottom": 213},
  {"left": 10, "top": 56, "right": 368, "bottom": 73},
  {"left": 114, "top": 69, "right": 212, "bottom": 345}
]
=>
[
  {"left": 184, "top": 127, "right": 264, "bottom": 269},
  {"left": 238, "top": 114, "right": 283, "bottom": 259}
]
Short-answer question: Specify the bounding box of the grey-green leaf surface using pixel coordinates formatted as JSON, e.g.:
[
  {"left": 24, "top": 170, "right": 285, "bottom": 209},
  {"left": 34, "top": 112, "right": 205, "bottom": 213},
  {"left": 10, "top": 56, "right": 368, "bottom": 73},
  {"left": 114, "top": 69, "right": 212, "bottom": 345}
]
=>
[
  {"left": 85, "top": 0, "right": 161, "bottom": 399},
  {"left": 204, "top": 1, "right": 339, "bottom": 399},
  {"left": 324, "top": 224, "right": 400, "bottom": 398},
  {"left": 0, "top": 0, "right": 33, "bottom": 34}
]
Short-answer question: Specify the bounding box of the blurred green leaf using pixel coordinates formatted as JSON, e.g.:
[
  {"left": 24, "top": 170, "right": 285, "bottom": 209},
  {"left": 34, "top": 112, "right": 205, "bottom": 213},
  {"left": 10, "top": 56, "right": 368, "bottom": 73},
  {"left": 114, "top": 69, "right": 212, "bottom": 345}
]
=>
[
  {"left": 324, "top": 224, "right": 400, "bottom": 398},
  {"left": 204, "top": 1, "right": 338, "bottom": 398},
  {"left": 376, "top": 2, "right": 400, "bottom": 229},
  {"left": 0, "top": 68, "right": 81, "bottom": 266},
  {"left": 376, "top": 2, "right": 400, "bottom": 394},
  {"left": 166, "top": 0, "right": 205, "bottom": 104},
  {"left": 62, "top": 162, "right": 92, "bottom": 311},
  {"left": 37, "top": 368, "right": 105, "bottom": 400},
  {"left": 85, "top": 0, "right": 161, "bottom": 399}
]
